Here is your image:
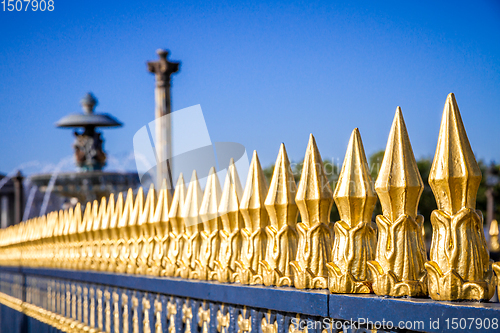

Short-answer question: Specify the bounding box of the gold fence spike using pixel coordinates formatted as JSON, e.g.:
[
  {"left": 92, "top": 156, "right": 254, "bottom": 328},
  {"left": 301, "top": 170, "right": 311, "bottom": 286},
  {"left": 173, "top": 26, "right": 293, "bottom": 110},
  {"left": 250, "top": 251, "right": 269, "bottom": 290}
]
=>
[
  {"left": 136, "top": 184, "right": 157, "bottom": 275},
  {"left": 154, "top": 178, "right": 172, "bottom": 236},
  {"left": 76, "top": 202, "right": 92, "bottom": 270},
  {"left": 261, "top": 143, "right": 298, "bottom": 287},
  {"left": 237, "top": 150, "right": 269, "bottom": 284},
  {"left": 327, "top": 128, "right": 376, "bottom": 293},
  {"left": 216, "top": 158, "right": 244, "bottom": 282},
  {"left": 129, "top": 188, "right": 145, "bottom": 274},
  {"left": 67, "top": 203, "right": 81, "bottom": 270},
  {"left": 115, "top": 189, "right": 134, "bottom": 273},
  {"left": 116, "top": 188, "right": 144, "bottom": 274},
  {"left": 367, "top": 108, "right": 427, "bottom": 297},
  {"left": 99, "top": 193, "right": 113, "bottom": 272},
  {"left": 197, "top": 167, "right": 222, "bottom": 280},
  {"left": 90, "top": 197, "right": 107, "bottom": 270},
  {"left": 140, "top": 184, "right": 157, "bottom": 234},
  {"left": 164, "top": 174, "right": 187, "bottom": 276},
  {"left": 108, "top": 193, "right": 124, "bottom": 272},
  {"left": 291, "top": 134, "right": 333, "bottom": 289},
  {"left": 149, "top": 179, "right": 172, "bottom": 276},
  {"left": 425, "top": 93, "right": 495, "bottom": 301},
  {"left": 179, "top": 171, "right": 203, "bottom": 278}
]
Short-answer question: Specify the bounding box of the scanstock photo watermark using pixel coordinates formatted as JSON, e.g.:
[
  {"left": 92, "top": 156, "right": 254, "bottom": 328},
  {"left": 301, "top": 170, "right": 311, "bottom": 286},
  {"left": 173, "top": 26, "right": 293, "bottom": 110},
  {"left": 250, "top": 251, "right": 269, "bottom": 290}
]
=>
[
  {"left": 291, "top": 316, "right": 499, "bottom": 331},
  {"left": 133, "top": 104, "right": 249, "bottom": 222}
]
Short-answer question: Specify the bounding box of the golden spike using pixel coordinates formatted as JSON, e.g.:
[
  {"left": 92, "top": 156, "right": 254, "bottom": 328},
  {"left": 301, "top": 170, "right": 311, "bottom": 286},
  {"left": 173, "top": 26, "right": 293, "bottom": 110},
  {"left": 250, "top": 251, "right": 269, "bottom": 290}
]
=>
[
  {"left": 291, "top": 134, "right": 333, "bottom": 289},
  {"left": 76, "top": 202, "right": 92, "bottom": 270},
  {"left": 116, "top": 188, "right": 144, "bottom": 274},
  {"left": 327, "top": 128, "right": 376, "bottom": 293},
  {"left": 163, "top": 174, "right": 186, "bottom": 276},
  {"left": 136, "top": 184, "right": 157, "bottom": 275},
  {"left": 178, "top": 171, "right": 203, "bottom": 278},
  {"left": 99, "top": 194, "right": 113, "bottom": 272},
  {"left": 108, "top": 193, "right": 124, "bottom": 272},
  {"left": 215, "top": 158, "right": 244, "bottom": 282},
  {"left": 148, "top": 179, "right": 172, "bottom": 276},
  {"left": 489, "top": 219, "right": 499, "bottom": 253},
  {"left": 236, "top": 151, "right": 269, "bottom": 284},
  {"left": 261, "top": 143, "right": 298, "bottom": 287},
  {"left": 128, "top": 188, "right": 145, "bottom": 274},
  {"left": 140, "top": 184, "right": 157, "bottom": 235},
  {"left": 154, "top": 178, "right": 172, "bottom": 238},
  {"left": 90, "top": 197, "right": 107, "bottom": 270},
  {"left": 425, "top": 93, "right": 495, "bottom": 301},
  {"left": 67, "top": 203, "right": 81, "bottom": 269},
  {"left": 366, "top": 109, "right": 427, "bottom": 297},
  {"left": 196, "top": 167, "right": 222, "bottom": 280}
]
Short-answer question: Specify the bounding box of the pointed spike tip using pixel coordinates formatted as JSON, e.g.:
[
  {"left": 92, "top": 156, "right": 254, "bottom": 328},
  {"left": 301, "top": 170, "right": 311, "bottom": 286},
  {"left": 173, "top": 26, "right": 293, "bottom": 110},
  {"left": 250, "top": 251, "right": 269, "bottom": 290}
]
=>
[
  {"left": 429, "top": 93, "right": 481, "bottom": 215},
  {"left": 334, "top": 128, "right": 376, "bottom": 225},
  {"left": 375, "top": 107, "right": 423, "bottom": 220},
  {"left": 296, "top": 133, "right": 333, "bottom": 225}
]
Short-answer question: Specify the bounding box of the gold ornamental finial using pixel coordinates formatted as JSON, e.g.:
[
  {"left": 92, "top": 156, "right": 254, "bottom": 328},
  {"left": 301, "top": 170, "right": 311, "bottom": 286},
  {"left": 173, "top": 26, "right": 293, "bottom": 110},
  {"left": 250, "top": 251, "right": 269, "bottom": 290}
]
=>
[
  {"left": 90, "top": 197, "right": 107, "bottom": 270},
  {"left": 107, "top": 193, "right": 123, "bottom": 272},
  {"left": 375, "top": 108, "right": 423, "bottom": 221},
  {"left": 367, "top": 108, "right": 427, "bottom": 297},
  {"left": 139, "top": 185, "right": 157, "bottom": 231},
  {"left": 429, "top": 93, "right": 482, "bottom": 215},
  {"left": 237, "top": 151, "right": 269, "bottom": 284},
  {"left": 163, "top": 174, "right": 186, "bottom": 276},
  {"left": 148, "top": 179, "right": 172, "bottom": 276},
  {"left": 216, "top": 158, "right": 244, "bottom": 282},
  {"left": 178, "top": 171, "right": 203, "bottom": 278},
  {"left": 425, "top": 93, "right": 495, "bottom": 301},
  {"left": 116, "top": 187, "right": 144, "bottom": 274},
  {"left": 153, "top": 179, "right": 172, "bottom": 238},
  {"left": 327, "top": 128, "right": 376, "bottom": 293},
  {"left": 291, "top": 134, "right": 333, "bottom": 289},
  {"left": 197, "top": 167, "right": 222, "bottom": 280},
  {"left": 261, "top": 143, "right": 298, "bottom": 286},
  {"left": 136, "top": 184, "right": 157, "bottom": 275}
]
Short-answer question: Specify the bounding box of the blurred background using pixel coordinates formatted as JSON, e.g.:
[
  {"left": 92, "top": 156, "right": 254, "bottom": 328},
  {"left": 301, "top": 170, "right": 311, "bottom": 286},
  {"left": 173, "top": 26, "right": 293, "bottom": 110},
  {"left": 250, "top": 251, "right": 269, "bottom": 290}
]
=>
[{"left": 0, "top": 0, "right": 499, "bottom": 251}]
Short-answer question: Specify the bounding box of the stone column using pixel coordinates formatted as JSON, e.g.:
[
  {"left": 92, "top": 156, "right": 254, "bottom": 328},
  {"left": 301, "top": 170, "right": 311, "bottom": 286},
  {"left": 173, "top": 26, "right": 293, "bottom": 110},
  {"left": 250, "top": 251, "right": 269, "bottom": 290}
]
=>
[{"left": 147, "top": 49, "right": 180, "bottom": 188}]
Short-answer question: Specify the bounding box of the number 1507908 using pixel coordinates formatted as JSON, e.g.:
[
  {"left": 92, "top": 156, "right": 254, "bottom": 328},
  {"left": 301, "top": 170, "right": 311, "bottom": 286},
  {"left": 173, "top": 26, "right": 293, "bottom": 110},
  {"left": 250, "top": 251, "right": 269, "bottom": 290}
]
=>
[{"left": 2, "top": 0, "right": 54, "bottom": 11}]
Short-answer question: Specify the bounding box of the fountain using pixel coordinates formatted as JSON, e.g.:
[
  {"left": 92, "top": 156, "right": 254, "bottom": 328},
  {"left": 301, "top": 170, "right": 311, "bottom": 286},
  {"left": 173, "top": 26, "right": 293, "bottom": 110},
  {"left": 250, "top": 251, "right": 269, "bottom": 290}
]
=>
[{"left": 30, "top": 93, "right": 142, "bottom": 205}]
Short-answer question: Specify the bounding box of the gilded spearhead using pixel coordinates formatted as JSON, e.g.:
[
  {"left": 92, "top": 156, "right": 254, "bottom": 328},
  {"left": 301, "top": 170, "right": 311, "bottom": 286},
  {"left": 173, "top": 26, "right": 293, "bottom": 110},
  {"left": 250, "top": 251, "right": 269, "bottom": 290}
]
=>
[
  {"left": 328, "top": 128, "right": 376, "bottom": 293},
  {"left": 334, "top": 128, "right": 377, "bottom": 227},
  {"left": 429, "top": 93, "right": 481, "bottom": 215},
  {"left": 216, "top": 158, "right": 244, "bottom": 282},
  {"left": 296, "top": 134, "right": 334, "bottom": 227},
  {"left": 292, "top": 134, "right": 333, "bottom": 289},
  {"left": 179, "top": 171, "right": 203, "bottom": 278},
  {"left": 182, "top": 171, "right": 203, "bottom": 228},
  {"left": 200, "top": 167, "right": 222, "bottom": 231},
  {"left": 264, "top": 144, "right": 298, "bottom": 230},
  {"left": 425, "top": 93, "right": 494, "bottom": 301},
  {"left": 375, "top": 108, "right": 423, "bottom": 220},
  {"left": 238, "top": 150, "right": 269, "bottom": 284},
  {"left": 197, "top": 167, "right": 222, "bottom": 280},
  {"left": 163, "top": 174, "right": 186, "bottom": 276},
  {"left": 368, "top": 109, "right": 427, "bottom": 297},
  {"left": 153, "top": 179, "right": 172, "bottom": 239},
  {"left": 261, "top": 143, "right": 298, "bottom": 287},
  {"left": 139, "top": 184, "right": 157, "bottom": 238}
]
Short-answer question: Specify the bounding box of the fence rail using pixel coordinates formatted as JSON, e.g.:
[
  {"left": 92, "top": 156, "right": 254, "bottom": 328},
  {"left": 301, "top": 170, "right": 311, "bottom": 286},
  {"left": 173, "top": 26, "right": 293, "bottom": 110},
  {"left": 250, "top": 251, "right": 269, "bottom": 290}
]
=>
[{"left": 0, "top": 93, "right": 499, "bottom": 333}]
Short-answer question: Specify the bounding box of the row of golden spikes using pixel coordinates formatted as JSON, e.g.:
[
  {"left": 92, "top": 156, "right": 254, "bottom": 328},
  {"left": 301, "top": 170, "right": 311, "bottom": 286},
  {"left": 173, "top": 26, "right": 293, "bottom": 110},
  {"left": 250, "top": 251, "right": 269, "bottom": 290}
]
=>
[{"left": 0, "top": 93, "right": 498, "bottom": 301}]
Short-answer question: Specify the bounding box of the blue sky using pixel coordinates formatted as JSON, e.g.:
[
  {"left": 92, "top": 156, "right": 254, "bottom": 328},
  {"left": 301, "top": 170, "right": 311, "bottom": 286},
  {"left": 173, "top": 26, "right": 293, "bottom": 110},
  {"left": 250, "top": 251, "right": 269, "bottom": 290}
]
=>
[{"left": 1, "top": 0, "right": 499, "bottom": 176}]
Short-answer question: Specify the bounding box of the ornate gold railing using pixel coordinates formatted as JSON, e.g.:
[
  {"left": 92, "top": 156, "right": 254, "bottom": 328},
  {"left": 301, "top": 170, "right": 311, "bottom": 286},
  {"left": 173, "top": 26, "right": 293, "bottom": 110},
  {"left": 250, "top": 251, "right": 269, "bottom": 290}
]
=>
[{"left": 0, "top": 93, "right": 500, "bottom": 333}]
